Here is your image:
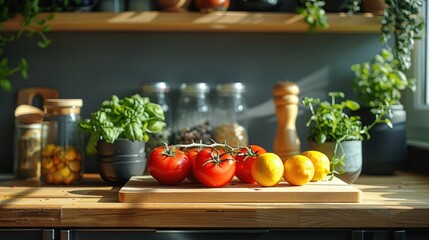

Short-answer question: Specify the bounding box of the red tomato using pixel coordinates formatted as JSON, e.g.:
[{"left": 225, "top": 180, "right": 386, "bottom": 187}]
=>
[
  {"left": 184, "top": 148, "right": 200, "bottom": 183},
  {"left": 235, "top": 145, "right": 267, "bottom": 183},
  {"left": 193, "top": 148, "right": 236, "bottom": 187},
  {"left": 148, "top": 146, "right": 190, "bottom": 185}
]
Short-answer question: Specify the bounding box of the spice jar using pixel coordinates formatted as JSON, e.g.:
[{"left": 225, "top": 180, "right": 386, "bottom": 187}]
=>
[
  {"left": 14, "top": 123, "right": 42, "bottom": 179},
  {"left": 174, "top": 83, "right": 213, "bottom": 144},
  {"left": 213, "top": 82, "right": 248, "bottom": 147},
  {"left": 141, "top": 82, "right": 173, "bottom": 153},
  {"left": 41, "top": 99, "right": 84, "bottom": 185}
]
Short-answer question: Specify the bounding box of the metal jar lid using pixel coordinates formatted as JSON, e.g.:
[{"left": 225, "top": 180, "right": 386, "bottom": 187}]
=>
[
  {"left": 216, "top": 82, "right": 245, "bottom": 93},
  {"left": 141, "top": 82, "right": 170, "bottom": 93},
  {"left": 180, "top": 82, "right": 210, "bottom": 94}
]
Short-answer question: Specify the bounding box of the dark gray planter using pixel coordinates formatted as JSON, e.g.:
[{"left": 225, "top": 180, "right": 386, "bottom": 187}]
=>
[
  {"left": 97, "top": 139, "right": 146, "bottom": 157},
  {"left": 96, "top": 139, "right": 146, "bottom": 185},
  {"left": 97, "top": 160, "right": 146, "bottom": 185},
  {"left": 359, "top": 105, "right": 407, "bottom": 175}
]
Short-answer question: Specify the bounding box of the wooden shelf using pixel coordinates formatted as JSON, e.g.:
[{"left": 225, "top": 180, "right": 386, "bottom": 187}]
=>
[{"left": 3, "top": 11, "right": 381, "bottom": 33}]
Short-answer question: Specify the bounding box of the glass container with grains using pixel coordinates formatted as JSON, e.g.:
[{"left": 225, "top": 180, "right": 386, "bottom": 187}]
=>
[
  {"left": 213, "top": 82, "right": 248, "bottom": 147},
  {"left": 41, "top": 99, "right": 84, "bottom": 185},
  {"left": 174, "top": 83, "right": 213, "bottom": 144}
]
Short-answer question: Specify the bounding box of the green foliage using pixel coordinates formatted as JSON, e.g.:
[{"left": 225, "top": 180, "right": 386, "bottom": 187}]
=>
[
  {"left": 351, "top": 48, "right": 416, "bottom": 107},
  {"left": 302, "top": 92, "right": 392, "bottom": 178},
  {"left": 296, "top": 0, "right": 329, "bottom": 31},
  {"left": 346, "top": 0, "right": 362, "bottom": 13},
  {"left": 79, "top": 94, "right": 166, "bottom": 155},
  {"left": 381, "top": 0, "right": 424, "bottom": 71},
  {"left": 0, "top": 0, "right": 63, "bottom": 92},
  {"left": 297, "top": 0, "right": 363, "bottom": 31},
  {"left": 302, "top": 92, "right": 364, "bottom": 144}
]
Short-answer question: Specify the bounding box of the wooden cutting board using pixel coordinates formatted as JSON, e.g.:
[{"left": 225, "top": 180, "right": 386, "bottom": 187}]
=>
[{"left": 118, "top": 176, "right": 362, "bottom": 203}]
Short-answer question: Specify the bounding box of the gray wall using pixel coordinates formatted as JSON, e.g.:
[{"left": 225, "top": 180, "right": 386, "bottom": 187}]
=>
[{"left": 1, "top": 31, "right": 382, "bottom": 173}]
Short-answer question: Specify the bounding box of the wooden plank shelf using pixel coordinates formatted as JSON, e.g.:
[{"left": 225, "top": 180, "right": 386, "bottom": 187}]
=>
[{"left": 2, "top": 11, "right": 381, "bottom": 33}]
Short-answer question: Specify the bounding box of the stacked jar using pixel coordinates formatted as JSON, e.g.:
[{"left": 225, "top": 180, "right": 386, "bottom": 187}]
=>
[
  {"left": 141, "top": 82, "right": 173, "bottom": 153},
  {"left": 40, "top": 99, "right": 84, "bottom": 185},
  {"left": 213, "top": 82, "right": 248, "bottom": 147},
  {"left": 174, "top": 83, "right": 213, "bottom": 144}
]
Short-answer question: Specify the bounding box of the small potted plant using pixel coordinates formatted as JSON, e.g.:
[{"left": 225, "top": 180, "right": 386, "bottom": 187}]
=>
[
  {"left": 302, "top": 92, "right": 391, "bottom": 183},
  {"left": 296, "top": 0, "right": 362, "bottom": 31},
  {"left": 79, "top": 94, "right": 166, "bottom": 185},
  {"left": 296, "top": 0, "right": 329, "bottom": 31},
  {"left": 351, "top": 48, "right": 416, "bottom": 174}
]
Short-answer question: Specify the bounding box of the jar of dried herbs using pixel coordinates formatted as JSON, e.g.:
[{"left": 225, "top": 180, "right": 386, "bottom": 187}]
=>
[{"left": 174, "top": 83, "right": 213, "bottom": 144}]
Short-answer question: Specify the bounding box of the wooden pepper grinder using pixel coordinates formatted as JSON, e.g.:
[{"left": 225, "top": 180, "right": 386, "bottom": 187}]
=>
[{"left": 273, "top": 81, "right": 301, "bottom": 162}]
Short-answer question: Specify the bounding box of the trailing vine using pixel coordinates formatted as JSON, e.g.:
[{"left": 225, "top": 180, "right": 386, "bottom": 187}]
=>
[
  {"left": 381, "top": 0, "right": 424, "bottom": 71},
  {"left": 0, "top": 0, "right": 62, "bottom": 92}
]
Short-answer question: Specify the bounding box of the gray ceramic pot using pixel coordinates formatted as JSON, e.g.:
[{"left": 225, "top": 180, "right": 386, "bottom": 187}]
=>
[
  {"left": 308, "top": 140, "right": 362, "bottom": 184},
  {"left": 97, "top": 160, "right": 146, "bottom": 185},
  {"left": 96, "top": 139, "right": 146, "bottom": 185},
  {"left": 97, "top": 139, "right": 146, "bottom": 157}
]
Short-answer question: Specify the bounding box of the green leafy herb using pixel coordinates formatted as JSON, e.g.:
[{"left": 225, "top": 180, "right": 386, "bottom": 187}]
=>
[
  {"left": 302, "top": 92, "right": 392, "bottom": 178},
  {"left": 351, "top": 48, "right": 416, "bottom": 107},
  {"left": 79, "top": 94, "right": 166, "bottom": 155}
]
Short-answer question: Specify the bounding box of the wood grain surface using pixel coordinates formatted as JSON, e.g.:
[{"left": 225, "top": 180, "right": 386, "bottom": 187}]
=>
[
  {"left": 0, "top": 172, "right": 429, "bottom": 228},
  {"left": 118, "top": 176, "right": 362, "bottom": 203},
  {"left": 3, "top": 12, "right": 380, "bottom": 33}
]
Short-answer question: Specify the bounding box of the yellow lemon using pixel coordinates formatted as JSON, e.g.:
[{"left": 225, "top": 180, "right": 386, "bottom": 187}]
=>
[
  {"left": 283, "top": 155, "right": 315, "bottom": 186},
  {"left": 251, "top": 153, "right": 284, "bottom": 187},
  {"left": 301, "top": 150, "right": 331, "bottom": 182}
]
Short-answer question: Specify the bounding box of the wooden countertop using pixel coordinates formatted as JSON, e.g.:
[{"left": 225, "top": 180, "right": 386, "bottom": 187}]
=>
[{"left": 0, "top": 172, "right": 428, "bottom": 228}]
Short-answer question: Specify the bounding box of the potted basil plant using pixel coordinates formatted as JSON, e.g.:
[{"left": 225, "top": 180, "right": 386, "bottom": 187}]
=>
[
  {"left": 79, "top": 94, "right": 166, "bottom": 185},
  {"left": 351, "top": 48, "right": 416, "bottom": 175},
  {"left": 302, "top": 92, "right": 391, "bottom": 183}
]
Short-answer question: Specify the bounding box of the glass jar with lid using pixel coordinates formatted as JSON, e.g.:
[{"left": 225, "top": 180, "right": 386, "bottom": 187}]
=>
[
  {"left": 213, "top": 82, "right": 248, "bottom": 147},
  {"left": 14, "top": 122, "right": 42, "bottom": 180},
  {"left": 41, "top": 99, "right": 84, "bottom": 185},
  {"left": 141, "top": 82, "right": 173, "bottom": 153},
  {"left": 174, "top": 82, "right": 213, "bottom": 144}
]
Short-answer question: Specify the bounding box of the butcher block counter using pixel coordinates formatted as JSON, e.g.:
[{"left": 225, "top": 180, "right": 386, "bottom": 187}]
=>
[{"left": 0, "top": 172, "right": 428, "bottom": 231}]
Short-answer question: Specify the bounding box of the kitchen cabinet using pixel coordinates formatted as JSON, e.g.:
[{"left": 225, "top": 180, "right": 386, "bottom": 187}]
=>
[
  {"left": 59, "top": 229, "right": 355, "bottom": 240},
  {"left": 0, "top": 228, "right": 427, "bottom": 240},
  {"left": 3, "top": 12, "right": 380, "bottom": 33},
  {"left": 0, "top": 173, "right": 428, "bottom": 240},
  {"left": 0, "top": 229, "right": 54, "bottom": 240}
]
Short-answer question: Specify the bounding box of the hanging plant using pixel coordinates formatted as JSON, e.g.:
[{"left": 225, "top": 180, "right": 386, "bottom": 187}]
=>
[
  {"left": 0, "top": 1, "right": 65, "bottom": 92},
  {"left": 381, "top": 0, "right": 424, "bottom": 71}
]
